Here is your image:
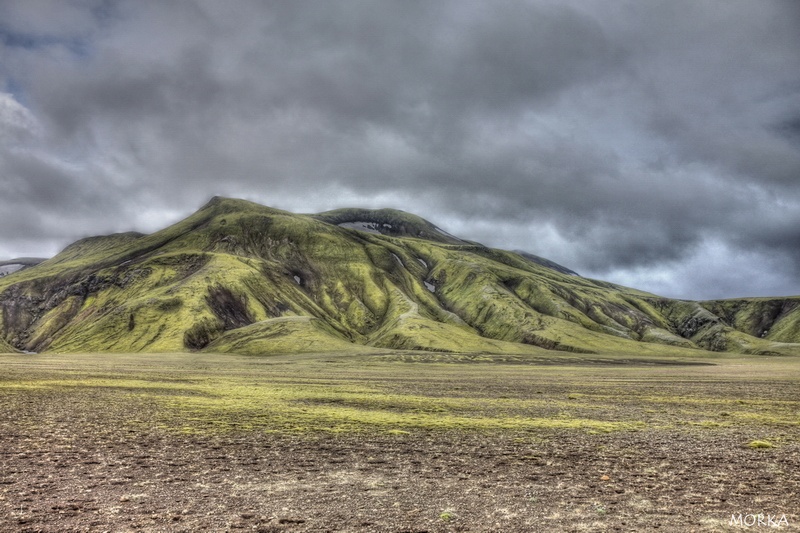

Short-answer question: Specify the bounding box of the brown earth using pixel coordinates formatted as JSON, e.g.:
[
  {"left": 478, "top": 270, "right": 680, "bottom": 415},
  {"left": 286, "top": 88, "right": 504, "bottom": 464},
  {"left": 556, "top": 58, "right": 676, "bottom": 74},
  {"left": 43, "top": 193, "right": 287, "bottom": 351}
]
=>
[
  {"left": 1, "top": 414, "right": 798, "bottom": 532},
  {"left": 0, "top": 352, "right": 798, "bottom": 532}
]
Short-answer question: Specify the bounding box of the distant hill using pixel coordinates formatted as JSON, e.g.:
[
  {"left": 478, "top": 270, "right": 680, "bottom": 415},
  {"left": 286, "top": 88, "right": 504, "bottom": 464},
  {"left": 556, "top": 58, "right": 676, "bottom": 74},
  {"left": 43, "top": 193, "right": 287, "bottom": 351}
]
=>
[
  {"left": 1, "top": 196, "right": 798, "bottom": 355},
  {"left": 0, "top": 258, "right": 47, "bottom": 278}
]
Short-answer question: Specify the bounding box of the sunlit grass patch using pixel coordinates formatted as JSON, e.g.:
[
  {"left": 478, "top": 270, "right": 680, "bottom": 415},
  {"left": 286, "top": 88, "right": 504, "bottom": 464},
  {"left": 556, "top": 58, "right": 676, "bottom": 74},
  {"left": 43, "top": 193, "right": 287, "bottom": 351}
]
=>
[
  {"left": 747, "top": 440, "right": 775, "bottom": 449},
  {"left": 153, "top": 379, "right": 643, "bottom": 434},
  {"left": 730, "top": 411, "right": 800, "bottom": 427},
  {"left": 1, "top": 351, "right": 799, "bottom": 438}
]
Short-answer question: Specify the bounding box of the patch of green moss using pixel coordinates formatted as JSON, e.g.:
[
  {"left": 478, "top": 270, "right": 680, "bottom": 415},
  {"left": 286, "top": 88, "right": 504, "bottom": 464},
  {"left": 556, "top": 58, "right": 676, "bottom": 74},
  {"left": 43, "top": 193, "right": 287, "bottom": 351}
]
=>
[{"left": 207, "top": 317, "right": 366, "bottom": 355}]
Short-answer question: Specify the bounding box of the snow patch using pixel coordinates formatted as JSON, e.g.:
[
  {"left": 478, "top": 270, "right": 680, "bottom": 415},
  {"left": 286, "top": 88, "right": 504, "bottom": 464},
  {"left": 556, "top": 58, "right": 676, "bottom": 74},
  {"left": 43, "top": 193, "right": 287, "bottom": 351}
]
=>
[
  {"left": 424, "top": 281, "right": 436, "bottom": 293},
  {"left": 0, "top": 264, "right": 24, "bottom": 277},
  {"left": 417, "top": 258, "right": 427, "bottom": 268},
  {"left": 392, "top": 254, "right": 404, "bottom": 268},
  {"left": 338, "top": 221, "right": 382, "bottom": 235},
  {"left": 293, "top": 275, "right": 302, "bottom": 285}
]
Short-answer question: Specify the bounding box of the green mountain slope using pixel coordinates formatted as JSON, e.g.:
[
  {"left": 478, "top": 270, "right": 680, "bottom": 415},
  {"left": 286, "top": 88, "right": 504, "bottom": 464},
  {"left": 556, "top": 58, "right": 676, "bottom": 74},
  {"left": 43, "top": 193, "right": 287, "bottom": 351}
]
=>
[
  {"left": 1, "top": 196, "right": 799, "bottom": 356},
  {"left": 0, "top": 336, "right": 14, "bottom": 353}
]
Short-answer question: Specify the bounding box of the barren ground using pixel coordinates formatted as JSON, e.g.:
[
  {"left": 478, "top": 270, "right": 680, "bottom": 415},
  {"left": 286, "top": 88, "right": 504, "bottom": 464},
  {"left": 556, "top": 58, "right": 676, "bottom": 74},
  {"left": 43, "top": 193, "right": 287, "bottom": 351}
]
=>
[{"left": 0, "top": 352, "right": 798, "bottom": 532}]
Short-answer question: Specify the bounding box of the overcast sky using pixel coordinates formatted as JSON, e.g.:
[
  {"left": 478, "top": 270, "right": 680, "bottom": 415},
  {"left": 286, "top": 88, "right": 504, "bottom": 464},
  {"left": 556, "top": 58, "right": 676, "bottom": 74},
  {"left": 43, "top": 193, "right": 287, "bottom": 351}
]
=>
[{"left": 1, "top": 0, "right": 799, "bottom": 300}]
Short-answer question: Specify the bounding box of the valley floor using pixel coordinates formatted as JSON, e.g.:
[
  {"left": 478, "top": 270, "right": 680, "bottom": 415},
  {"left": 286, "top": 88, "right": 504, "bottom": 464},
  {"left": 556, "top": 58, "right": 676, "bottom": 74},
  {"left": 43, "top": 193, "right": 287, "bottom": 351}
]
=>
[{"left": 0, "top": 351, "right": 798, "bottom": 532}]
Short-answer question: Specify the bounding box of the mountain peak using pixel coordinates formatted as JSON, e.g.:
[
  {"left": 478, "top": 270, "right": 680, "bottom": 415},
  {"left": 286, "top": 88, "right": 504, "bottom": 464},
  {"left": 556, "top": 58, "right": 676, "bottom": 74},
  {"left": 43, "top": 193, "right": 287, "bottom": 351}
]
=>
[{"left": 199, "top": 196, "right": 288, "bottom": 216}]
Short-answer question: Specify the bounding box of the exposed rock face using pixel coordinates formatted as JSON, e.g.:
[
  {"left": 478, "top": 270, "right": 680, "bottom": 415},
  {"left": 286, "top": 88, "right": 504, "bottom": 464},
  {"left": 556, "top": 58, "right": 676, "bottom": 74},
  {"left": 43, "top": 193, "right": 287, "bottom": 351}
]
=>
[{"left": 1, "top": 197, "right": 799, "bottom": 355}]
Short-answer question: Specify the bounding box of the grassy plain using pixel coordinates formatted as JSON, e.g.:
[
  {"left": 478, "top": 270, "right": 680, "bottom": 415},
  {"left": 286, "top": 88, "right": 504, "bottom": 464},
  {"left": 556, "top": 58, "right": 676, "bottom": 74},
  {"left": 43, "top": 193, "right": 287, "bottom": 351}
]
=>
[{"left": 0, "top": 350, "right": 798, "bottom": 531}]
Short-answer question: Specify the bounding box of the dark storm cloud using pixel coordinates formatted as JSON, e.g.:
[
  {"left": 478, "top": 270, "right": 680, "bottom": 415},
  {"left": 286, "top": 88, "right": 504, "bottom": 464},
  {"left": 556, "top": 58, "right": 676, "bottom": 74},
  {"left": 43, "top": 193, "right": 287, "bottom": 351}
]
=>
[{"left": 1, "top": 0, "right": 799, "bottom": 299}]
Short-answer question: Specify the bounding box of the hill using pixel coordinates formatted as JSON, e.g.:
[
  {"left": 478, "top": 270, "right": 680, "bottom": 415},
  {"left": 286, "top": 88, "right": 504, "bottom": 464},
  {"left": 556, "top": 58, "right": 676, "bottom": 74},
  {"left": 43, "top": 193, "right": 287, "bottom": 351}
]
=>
[{"left": 1, "top": 196, "right": 799, "bottom": 356}]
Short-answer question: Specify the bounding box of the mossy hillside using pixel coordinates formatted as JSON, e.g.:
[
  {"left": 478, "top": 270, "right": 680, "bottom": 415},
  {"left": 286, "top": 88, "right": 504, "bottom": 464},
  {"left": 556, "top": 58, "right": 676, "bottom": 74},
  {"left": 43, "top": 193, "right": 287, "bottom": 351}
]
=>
[
  {"left": 0, "top": 199, "right": 244, "bottom": 349},
  {"left": 648, "top": 298, "right": 800, "bottom": 355},
  {"left": 0, "top": 208, "right": 757, "bottom": 354},
  {"left": 193, "top": 210, "right": 536, "bottom": 354},
  {"left": 0, "top": 332, "right": 15, "bottom": 353},
  {"left": 207, "top": 316, "right": 368, "bottom": 355},
  {"left": 4, "top": 196, "right": 800, "bottom": 355},
  {"left": 42, "top": 254, "right": 235, "bottom": 353},
  {"left": 0, "top": 199, "right": 358, "bottom": 351},
  {"left": 367, "top": 306, "right": 545, "bottom": 354},
  {"left": 0, "top": 209, "right": 421, "bottom": 352},
  {"left": 413, "top": 245, "right": 698, "bottom": 355},
  {"left": 11, "top": 250, "right": 254, "bottom": 352},
  {"left": 699, "top": 298, "right": 800, "bottom": 343},
  {"left": 5, "top": 199, "right": 227, "bottom": 283},
  {"left": 43, "top": 249, "right": 357, "bottom": 354},
  {"left": 766, "top": 311, "right": 800, "bottom": 344}
]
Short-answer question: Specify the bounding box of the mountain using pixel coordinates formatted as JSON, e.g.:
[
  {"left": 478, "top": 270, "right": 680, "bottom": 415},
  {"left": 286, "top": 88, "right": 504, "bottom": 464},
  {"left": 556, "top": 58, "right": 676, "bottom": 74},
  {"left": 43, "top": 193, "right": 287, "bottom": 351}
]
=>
[{"left": 1, "top": 196, "right": 799, "bottom": 356}]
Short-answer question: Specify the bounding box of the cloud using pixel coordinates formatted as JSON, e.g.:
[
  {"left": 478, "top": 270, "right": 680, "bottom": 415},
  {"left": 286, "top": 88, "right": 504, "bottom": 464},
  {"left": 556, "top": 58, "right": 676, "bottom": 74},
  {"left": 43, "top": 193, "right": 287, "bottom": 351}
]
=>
[
  {"left": 0, "top": 92, "right": 40, "bottom": 143},
  {"left": 0, "top": 0, "right": 799, "bottom": 299}
]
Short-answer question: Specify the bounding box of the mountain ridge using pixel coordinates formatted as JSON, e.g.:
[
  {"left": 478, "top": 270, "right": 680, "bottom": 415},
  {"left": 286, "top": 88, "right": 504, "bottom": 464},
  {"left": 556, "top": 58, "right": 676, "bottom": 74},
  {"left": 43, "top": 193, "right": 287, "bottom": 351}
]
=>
[{"left": 1, "top": 196, "right": 798, "bottom": 356}]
